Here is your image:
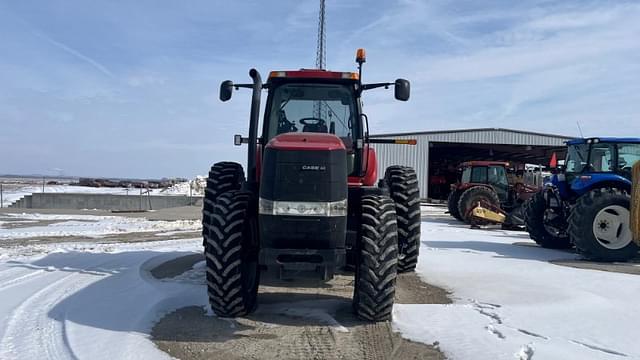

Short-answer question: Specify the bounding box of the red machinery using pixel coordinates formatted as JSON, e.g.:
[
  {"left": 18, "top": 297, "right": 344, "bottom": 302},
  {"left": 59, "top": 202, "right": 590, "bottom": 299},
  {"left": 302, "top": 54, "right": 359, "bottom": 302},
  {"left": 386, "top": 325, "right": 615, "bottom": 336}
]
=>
[{"left": 202, "top": 49, "right": 420, "bottom": 321}]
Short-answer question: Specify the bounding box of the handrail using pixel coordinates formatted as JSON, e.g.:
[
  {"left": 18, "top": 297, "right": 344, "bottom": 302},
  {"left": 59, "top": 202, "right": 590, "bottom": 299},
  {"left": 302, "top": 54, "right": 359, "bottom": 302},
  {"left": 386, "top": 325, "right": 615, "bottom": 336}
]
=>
[{"left": 632, "top": 161, "right": 640, "bottom": 245}]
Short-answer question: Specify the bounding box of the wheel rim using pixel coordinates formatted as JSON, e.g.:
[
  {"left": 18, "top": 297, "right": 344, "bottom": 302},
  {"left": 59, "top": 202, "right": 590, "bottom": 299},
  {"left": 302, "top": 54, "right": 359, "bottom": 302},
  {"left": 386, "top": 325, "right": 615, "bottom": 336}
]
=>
[{"left": 591, "top": 205, "right": 631, "bottom": 250}]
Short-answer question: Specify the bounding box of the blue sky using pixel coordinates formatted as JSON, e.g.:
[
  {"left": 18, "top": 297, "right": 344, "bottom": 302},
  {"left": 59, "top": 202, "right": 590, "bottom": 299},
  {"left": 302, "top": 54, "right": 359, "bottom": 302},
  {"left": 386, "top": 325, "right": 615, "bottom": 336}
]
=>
[{"left": 1, "top": 0, "right": 639, "bottom": 178}]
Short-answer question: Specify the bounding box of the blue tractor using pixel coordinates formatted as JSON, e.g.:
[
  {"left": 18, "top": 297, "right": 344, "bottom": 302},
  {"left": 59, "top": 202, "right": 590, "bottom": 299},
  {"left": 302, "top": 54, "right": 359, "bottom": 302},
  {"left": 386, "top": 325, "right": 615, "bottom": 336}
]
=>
[{"left": 525, "top": 137, "right": 640, "bottom": 261}]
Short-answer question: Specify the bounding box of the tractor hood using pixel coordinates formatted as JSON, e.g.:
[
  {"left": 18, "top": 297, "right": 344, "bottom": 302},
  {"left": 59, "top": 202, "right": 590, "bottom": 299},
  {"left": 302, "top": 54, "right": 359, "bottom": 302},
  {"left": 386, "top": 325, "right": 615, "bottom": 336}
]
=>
[{"left": 266, "top": 133, "right": 346, "bottom": 151}]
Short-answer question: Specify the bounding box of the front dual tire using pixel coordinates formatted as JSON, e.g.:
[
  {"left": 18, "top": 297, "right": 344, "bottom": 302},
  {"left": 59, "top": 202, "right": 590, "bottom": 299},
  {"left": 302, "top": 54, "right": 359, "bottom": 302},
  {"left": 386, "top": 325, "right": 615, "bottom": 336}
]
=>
[
  {"left": 202, "top": 162, "right": 244, "bottom": 245},
  {"left": 204, "top": 190, "right": 260, "bottom": 317},
  {"left": 202, "top": 162, "right": 410, "bottom": 321},
  {"left": 353, "top": 195, "right": 399, "bottom": 322},
  {"left": 205, "top": 191, "right": 401, "bottom": 321}
]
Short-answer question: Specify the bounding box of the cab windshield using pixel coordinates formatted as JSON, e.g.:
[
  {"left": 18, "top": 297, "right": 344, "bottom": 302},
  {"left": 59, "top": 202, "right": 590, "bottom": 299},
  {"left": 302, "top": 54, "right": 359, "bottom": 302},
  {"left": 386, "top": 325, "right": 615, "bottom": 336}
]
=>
[
  {"left": 565, "top": 144, "right": 589, "bottom": 173},
  {"left": 265, "top": 83, "right": 357, "bottom": 148},
  {"left": 461, "top": 166, "right": 487, "bottom": 183}
]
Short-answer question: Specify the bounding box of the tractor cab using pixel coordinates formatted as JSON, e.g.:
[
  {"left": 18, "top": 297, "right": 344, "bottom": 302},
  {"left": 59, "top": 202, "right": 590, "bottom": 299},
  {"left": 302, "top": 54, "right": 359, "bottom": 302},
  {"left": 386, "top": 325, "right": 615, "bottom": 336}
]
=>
[
  {"left": 556, "top": 138, "right": 640, "bottom": 198},
  {"left": 223, "top": 52, "right": 411, "bottom": 183},
  {"left": 262, "top": 70, "right": 363, "bottom": 176},
  {"left": 457, "top": 161, "right": 511, "bottom": 203}
]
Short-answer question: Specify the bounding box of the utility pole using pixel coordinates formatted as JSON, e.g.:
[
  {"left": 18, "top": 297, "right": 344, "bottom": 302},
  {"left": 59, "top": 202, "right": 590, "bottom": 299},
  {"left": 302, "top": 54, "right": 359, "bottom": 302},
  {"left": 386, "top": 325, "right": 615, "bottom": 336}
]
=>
[
  {"left": 313, "top": 0, "right": 327, "bottom": 120},
  {"left": 315, "top": 0, "right": 326, "bottom": 70}
]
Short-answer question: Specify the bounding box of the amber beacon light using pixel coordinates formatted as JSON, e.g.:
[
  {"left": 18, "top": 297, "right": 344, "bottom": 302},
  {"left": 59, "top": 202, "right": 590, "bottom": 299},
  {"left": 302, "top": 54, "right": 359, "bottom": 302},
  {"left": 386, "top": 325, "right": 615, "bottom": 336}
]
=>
[{"left": 356, "top": 48, "right": 366, "bottom": 64}]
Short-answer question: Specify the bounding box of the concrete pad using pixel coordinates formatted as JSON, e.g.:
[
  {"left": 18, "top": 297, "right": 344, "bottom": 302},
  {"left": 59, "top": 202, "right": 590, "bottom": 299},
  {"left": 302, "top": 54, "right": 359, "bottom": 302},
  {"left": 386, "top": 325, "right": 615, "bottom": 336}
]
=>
[
  {"left": 0, "top": 205, "right": 202, "bottom": 221},
  {"left": 550, "top": 259, "right": 640, "bottom": 275},
  {"left": 150, "top": 254, "right": 450, "bottom": 360}
]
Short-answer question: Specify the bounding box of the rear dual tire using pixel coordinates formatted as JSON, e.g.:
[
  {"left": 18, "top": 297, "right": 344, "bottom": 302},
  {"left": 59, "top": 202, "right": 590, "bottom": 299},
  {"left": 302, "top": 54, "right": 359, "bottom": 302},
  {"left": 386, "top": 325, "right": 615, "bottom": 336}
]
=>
[{"left": 385, "top": 166, "right": 421, "bottom": 273}]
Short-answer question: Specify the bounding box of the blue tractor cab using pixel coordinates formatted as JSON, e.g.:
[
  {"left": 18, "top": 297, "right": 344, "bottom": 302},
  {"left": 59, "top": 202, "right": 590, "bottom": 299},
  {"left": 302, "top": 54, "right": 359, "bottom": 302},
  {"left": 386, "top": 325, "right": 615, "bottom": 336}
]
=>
[{"left": 525, "top": 137, "right": 640, "bottom": 261}]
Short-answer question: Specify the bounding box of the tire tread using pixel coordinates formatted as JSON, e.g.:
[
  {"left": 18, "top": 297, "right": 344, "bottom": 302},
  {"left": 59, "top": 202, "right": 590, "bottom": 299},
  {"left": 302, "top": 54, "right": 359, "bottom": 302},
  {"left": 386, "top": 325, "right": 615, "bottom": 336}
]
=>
[
  {"left": 385, "top": 166, "right": 421, "bottom": 272},
  {"left": 353, "top": 195, "right": 398, "bottom": 322},
  {"left": 204, "top": 190, "right": 258, "bottom": 317}
]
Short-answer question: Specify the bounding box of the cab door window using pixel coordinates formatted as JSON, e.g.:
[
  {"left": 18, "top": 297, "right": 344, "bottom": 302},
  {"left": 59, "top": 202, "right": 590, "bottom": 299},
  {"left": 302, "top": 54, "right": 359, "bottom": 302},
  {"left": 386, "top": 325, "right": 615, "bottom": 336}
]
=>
[
  {"left": 589, "top": 144, "right": 614, "bottom": 172},
  {"left": 617, "top": 144, "right": 640, "bottom": 170},
  {"left": 489, "top": 166, "right": 508, "bottom": 202},
  {"left": 617, "top": 143, "right": 640, "bottom": 179}
]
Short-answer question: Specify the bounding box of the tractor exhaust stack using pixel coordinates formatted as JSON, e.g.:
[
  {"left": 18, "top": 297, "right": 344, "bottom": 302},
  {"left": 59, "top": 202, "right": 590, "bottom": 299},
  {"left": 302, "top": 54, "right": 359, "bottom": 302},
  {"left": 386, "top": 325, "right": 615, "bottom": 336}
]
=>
[{"left": 246, "top": 68, "right": 262, "bottom": 189}]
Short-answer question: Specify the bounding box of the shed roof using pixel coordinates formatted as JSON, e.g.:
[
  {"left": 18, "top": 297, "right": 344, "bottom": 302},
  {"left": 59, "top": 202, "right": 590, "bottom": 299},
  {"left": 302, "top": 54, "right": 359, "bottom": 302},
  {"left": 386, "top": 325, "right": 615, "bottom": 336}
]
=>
[
  {"left": 371, "top": 127, "right": 574, "bottom": 140},
  {"left": 371, "top": 127, "right": 574, "bottom": 147}
]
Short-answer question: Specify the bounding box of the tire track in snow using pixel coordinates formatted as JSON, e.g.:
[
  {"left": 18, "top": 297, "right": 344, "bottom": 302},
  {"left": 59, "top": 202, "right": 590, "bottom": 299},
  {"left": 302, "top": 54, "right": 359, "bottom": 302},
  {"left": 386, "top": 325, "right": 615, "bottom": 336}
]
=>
[
  {"left": 0, "top": 258, "right": 115, "bottom": 360},
  {"left": 516, "top": 329, "right": 548, "bottom": 340},
  {"left": 470, "top": 299, "right": 546, "bottom": 358},
  {"left": 471, "top": 299, "right": 505, "bottom": 341},
  {"left": 0, "top": 268, "right": 47, "bottom": 292},
  {"left": 0, "top": 272, "right": 79, "bottom": 360},
  {"left": 569, "top": 340, "right": 628, "bottom": 357}
]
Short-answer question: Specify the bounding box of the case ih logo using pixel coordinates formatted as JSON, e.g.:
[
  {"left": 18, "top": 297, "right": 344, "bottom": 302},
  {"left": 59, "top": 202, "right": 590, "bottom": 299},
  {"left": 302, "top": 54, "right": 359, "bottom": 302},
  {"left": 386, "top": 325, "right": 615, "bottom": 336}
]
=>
[{"left": 301, "top": 165, "right": 326, "bottom": 171}]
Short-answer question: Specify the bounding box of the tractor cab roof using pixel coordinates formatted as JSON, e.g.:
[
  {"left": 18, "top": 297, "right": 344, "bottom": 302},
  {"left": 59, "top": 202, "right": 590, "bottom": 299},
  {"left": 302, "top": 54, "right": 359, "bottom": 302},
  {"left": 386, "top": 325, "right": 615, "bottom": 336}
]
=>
[
  {"left": 460, "top": 161, "right": 510, "bottom": 168},
  {"left": 567, "top": 137, "right": 640, "bottom": 145},
  {"left": 267, "top": 69, "right": 359, "bottom": 83}
]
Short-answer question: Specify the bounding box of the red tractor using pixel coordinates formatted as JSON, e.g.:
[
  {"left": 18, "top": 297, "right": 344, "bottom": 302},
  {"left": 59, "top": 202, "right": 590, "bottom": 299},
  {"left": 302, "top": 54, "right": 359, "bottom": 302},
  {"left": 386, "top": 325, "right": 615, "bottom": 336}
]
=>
[
  {"left": 202, "top": 49, "right": 421, "bottom": 322},
  {"left": 447, "top": 161, "right": 538, "bottom": 227}
]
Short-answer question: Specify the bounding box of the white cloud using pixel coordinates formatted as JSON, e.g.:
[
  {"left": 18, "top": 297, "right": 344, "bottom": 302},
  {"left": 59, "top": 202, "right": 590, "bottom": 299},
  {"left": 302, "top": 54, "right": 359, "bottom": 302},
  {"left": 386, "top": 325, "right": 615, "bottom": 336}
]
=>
[{"left": 344, "top": 1, "right": 640, "bottom": 137}]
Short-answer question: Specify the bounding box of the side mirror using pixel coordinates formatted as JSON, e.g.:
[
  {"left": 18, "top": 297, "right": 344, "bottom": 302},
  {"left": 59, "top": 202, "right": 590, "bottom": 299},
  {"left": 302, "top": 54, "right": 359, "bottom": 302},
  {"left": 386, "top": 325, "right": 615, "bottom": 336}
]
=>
[
  {"left": 394, "top": 79, "right": 410, "bottom": 101},
  {"left": 220, "top": 80, "right": 234, "bottom": 102},
  {"left": 234, "top": 134, "right": 250, "bottom": 146}
]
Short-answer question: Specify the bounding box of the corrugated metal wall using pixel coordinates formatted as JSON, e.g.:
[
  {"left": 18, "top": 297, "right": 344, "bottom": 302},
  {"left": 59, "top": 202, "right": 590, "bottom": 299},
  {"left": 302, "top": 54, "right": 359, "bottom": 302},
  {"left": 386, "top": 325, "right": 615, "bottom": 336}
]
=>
[
  {"left": 371, "top": 129, "right": 571, "bottom": 199},
  {"left": 373, "top": 134, "right": 429, "bottom": 199}
]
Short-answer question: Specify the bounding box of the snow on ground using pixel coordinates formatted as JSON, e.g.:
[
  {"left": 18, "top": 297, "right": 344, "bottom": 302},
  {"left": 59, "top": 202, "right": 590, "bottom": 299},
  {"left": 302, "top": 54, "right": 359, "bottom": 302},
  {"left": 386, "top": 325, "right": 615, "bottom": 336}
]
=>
[
  {"left": 394, "top": 205, "right": 640, "bottom": 360},
  {"left": 0, "top": 213, "right": 200, "bottom": 240},
  {"left": 0, "top": 239, "right": 206, "bottom": 360},
  {"left": 1, "top": 205, "right": 639, "bottom": 359}
]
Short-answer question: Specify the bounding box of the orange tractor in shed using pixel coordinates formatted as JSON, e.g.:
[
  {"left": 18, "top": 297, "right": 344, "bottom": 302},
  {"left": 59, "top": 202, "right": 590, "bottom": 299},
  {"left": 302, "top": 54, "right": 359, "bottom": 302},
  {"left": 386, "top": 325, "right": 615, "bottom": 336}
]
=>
[{"left": 447, "top": 161, "right": 539, "bottom": 227}]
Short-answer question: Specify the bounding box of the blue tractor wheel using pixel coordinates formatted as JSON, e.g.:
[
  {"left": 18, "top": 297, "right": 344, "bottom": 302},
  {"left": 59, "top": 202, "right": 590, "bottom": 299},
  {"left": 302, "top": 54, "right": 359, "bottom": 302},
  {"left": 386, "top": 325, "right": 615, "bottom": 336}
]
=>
[
  {"left": 568, "top": 188, "right": 639, "bottom": 262},
  {"left": 524, "top": 192, "right": 572, "bottom": 249}
]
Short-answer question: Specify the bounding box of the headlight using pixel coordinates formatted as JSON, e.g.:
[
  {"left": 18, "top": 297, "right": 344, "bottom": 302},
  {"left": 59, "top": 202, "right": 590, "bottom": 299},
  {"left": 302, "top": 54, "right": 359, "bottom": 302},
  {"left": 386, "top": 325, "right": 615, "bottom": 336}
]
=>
[{"left": 259, "top": 198, "right": 347, "bottom": 217}]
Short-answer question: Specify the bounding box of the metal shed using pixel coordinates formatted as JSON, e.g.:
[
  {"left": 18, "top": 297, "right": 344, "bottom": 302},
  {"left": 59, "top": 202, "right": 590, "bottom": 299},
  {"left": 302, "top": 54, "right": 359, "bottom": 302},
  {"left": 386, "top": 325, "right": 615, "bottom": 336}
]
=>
[{"left": 370, "top": 128, "right": 573, "bottom": 200}]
